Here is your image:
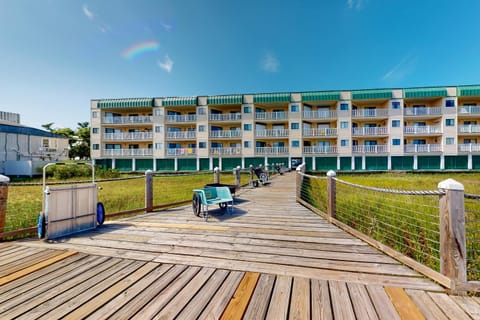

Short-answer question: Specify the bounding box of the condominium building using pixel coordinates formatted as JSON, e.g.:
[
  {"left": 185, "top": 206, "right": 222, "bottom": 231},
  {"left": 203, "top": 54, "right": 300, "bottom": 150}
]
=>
[{"left": 90, "top": 85, "right": 480, "bottom": 172}]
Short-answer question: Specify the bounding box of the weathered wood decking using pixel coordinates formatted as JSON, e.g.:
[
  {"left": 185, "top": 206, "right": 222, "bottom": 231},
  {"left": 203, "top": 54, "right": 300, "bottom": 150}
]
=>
[{"left": 1, "top": 172, "right": 479, "bottom": 319}]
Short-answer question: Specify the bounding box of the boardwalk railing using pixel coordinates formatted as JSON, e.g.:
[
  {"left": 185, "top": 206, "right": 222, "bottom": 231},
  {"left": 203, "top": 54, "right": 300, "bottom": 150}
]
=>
[{"left": 295, "top": 164, "right": 480, "bottom": 293}]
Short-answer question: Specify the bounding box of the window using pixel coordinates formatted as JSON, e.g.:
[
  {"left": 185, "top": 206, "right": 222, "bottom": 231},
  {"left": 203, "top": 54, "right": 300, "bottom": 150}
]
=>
[
  {"left": 243, "top": 123, "right": 252, "bottom": 131},
  {"left": 290, "top": 104, "right": 299, "bottom": 112},
  {"left": 291, "top": 122, "right": 299, "bottom": 130},
  {"left": 392, "top": 139, "right": 401, "bottom": 146},
  {"left": 244, "top": 141, "right": 252, "bottom": 148},
  {"left": 291, "top": 140, "right": 300, "bottom": 147},
  {"left": 340, "top": 103, "right": 349, "bottom": 111},
  {"left": 198, "top": 125, "right": 205, "bottom": 132},
  {"left": 92, "top": 144, "right": 99, "bottom": 150},
  {"left": 392, "top": 120, "right": 400, "bottom": 127},
  {"left": 340, "top": 121, "right": 349, "bottom": 129},
  {"left": 243, "top": 106, "right": 252, "bottom": 113},
  {"left": 445, "top": 119, "right": 455, "bottom": 126},
  {"left": 154, "top": 108, "right": 163, "bottom": 116},
  {"left": 155, "top": 126, "right": 163, "bottom": 133},
  {"left": 155, "top": 143, "right": 163, "bottom": 150},
  {"left": 446, "top": 137, "right": 455, "bottom": 145},
  {"left": 199, "top": 142, "right": 206, "bottom": 149},
  {"left": 392, "top": 101, "right": 401, "bottom": 109},
  {"left": 197, "top": 107, "right": 206, "bottom": 115},
  {"left": 341, "top": 139, "right": 349, "bottom": 147},
  {"left": 445, "top": 99, "right": 455, "bottom": 107},
  {"left": 92, "top": 128, "right": 99, "bottom": 134},
  {"left": 92, "top": 111, "right": 98, "bottom": 118}
]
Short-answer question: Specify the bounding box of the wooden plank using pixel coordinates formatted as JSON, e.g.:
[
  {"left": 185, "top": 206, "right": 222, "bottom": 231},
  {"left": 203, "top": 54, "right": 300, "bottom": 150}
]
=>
[
  {"left": 265, "top": 276, "right": 292, "bottom": 320},
  {"left": 220, "top": 272, "right": 260, "bottom": 320},
  {"left": 329, "top": 281, "right": 356, "bottom": 320},
  {"left": 311, "top": 279, "right": 333, "bottom": 320},
  {"left": 243, "top": 273, "right": 275, "bottom": 320},
  {"left": 347, "top": 282, "right": 379, "bottom": 320},
  {"left": 405, "top": 289, "right": 449, "bottom": 320},
  {"left": 385, "top": 286, "right": 425, "bottom": 320},
  {"left": 0, "top": 249, "right": 63, "bottom": 277},
  {"left": 428, "top": 292, "right": 472, "bottom": 320},
  {"left": 450, "top": 295, "right": 480, "bottom": 320},
  {"left": 289, "top": 277, "right": 310, "bottom": 320},
  {"left": 366, "top": 285, "right": 401, "bottom": 320}
]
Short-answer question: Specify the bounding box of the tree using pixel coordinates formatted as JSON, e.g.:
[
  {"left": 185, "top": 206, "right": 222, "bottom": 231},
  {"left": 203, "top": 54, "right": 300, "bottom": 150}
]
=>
[{"left": 41, "top": 122, "right": 91, "bottom": 160}]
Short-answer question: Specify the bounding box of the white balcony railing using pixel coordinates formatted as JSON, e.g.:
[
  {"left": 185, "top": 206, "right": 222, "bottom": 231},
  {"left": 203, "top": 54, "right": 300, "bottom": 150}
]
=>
[
  {"left": 210, "top": 147, "right": 242, "bottom": 155},
  {"left": 255, "top": 112, "right": 288, "bottom": 121},
  {"left": 303, "top": 146, "right": 338, "bottom": 154},
  {"left": 404, "top": 126, "right": 442, "bottom": 135},
  {"left": 352, "top": 145, "right": 389, "bottom": 153},
  {"left": 255, "top": 147, "right": 289, "bottom": 155},
  {"left": 165, "top": 131, "right": 196, "bottom": 139},
  {"left": 103, "top": 132, "right": 153, "bottom": 140},
  {"left": 103, "top": 148, "right": 153, "bottom": 156},
  {"left": 255, "top": 129, "right": 289, "bottom": 137},
  {"left": 352, "top": 127, "right": 388, "bottom": 136},
  {"left": 458, "top": 106, "right": 480, "bottom": 115},
  {"left": 458, "top": 125, "right": 480, "bottom": 134},
  {"left": 458, "top": 144, "right": 480, "bottom": 152},
  {"left": 166, "top": 148, "right": 197, "bottom": 156},
  {"left": 404, "top": 107, "right": 442, "bottom": 116},
  {"left": 209, "top": 130, "right": 242, "bottom": 138},
  {"left": 303, "top": 128, "right": 337, "bottom": 137},
  {"left": 404, "top": 144, "right": 442, "bottom": 153},
  {"left": 102, "top": 115, "right": 152, "bottom": 124},
  {"left": 302, "top": 110, "right": 337, "bottom": 119},
  {"left": 209, "top": 113, "right": 242, "bottom": 121},
  {"left": 166, "top": 114, "right": 197, "bottom": 123},
  {"left": 351, "top": 109, "right": 389, "bottom": 118}
]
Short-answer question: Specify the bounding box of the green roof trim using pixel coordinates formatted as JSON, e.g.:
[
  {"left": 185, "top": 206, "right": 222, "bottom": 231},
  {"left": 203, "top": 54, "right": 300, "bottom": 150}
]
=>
[
  {"left": 98, "top": 98, "right": 154, "bottom": 108},
  {"left": 162, "top": 97, "right": 197, "bottom": 106},
  {"left": 207, "top": 95, "right": 243, "bottom": 105},
  {"left": 458, "top": 85, "right": 480, "bottom": 97},
  {"left": 254, "top": 93, "right": 291, "bottom": 103},
  {"left": 404, "top": 87, "right": 447, "bottom": 98},
  {"left": 352, "top": 89, "right": 392, "bottom": 100},
  {"left": 301, "top": 91, "right": 341, "bottom": 101}
]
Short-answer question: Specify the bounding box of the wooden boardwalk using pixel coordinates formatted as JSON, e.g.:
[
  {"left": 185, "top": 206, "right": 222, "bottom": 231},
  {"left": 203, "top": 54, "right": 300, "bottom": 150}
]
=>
[{"left": 1, "top": 172, "right": 479, "bottom": 319}]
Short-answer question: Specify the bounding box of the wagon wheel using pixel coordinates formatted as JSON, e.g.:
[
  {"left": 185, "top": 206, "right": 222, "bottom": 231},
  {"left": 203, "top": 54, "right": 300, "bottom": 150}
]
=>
[
  {"left": 37, "top": 212, "right": 46, "bottom": 239},
  {"left": 219, "top": 202, "right": 227, "bottom": 210},
  {"left": 260, "top": 172, "right": 268, "bottom": 182},
  {"left": 192, "top": 193, "right": 201, "bottom": 216},
  {"left": 97, "top": 202, "right": 105, "bottom": 226}
]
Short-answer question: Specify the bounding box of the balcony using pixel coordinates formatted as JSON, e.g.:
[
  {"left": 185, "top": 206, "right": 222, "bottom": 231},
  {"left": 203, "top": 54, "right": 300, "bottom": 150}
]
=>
[
  {"left": 404, "top": 144, "right": 442, "bottom": 153},
  {"left": 404, "top": 126, "right": 442, "bottom": 135},
  {"left": 352, "top": 127, "right": 388, "bottom": 136},
  {"left": 404, "top": 107, "right": 442, "bottom": 117},
  {"left": 303, "top": 110, "right": 337, "bottom": 120},
  {"left": 303, "top": 128, "right": 337, "bottom": 137},
  {"left": 166, "top": 148, "right": 197, "bottom": 156},
  {"left": 352, "top": 145, "right": 389, "bottom": 153},
  {"left": 103, "top": 132, "right": 153, "bottom": 141},
  {"left": 303, "top": 146, "right": 338, "bottom": 154},
  {"left": 458, "top": 106, "right": 480, "bottom": 115},
  {"left": 165, "top": 131, "right": 196, "bottom": 140},
  {"left": 255, "top": 147, "right": 289, "bottom": 155},
  {"left": 210, "top": 130, "right": 242, "bottom": 138},
  {"left": 458, "top": 144, "right": 480, "bottom": 152},
  {"left": 351, "top": 109, "right": 389, "bottom": 118},
  {"left": 255, "top": 112, "right": 288, "bottom": 121},
  {"left": 209, "top": 113, "right": 242, "bottom": 121},
  {"left": 210, "top": 147, "right": 242, "bottom": 156},
  {"left": 103, "top": 148, "right": 153, "bottom": 157},
  {"left": 166, "top": 114, "right": 197, "bottom": 123},
  {"left": 458, "top": 125, "right": 480, "bottom": 134},
  {"left": 255, "top": 129, "right": 289, "bottom": 138},
  {"left": 102, "top": 115, "right": 152, "bottom": 124}
]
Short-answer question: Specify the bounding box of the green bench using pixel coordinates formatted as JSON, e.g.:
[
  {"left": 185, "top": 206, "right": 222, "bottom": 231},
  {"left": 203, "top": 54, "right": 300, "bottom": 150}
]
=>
[{"left": 192, "top": 186, "right": 234, "bottom": 221}]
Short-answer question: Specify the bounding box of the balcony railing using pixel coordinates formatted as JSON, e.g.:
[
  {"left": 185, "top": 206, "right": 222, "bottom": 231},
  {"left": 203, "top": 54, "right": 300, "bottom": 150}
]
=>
[
  {"left": 255, "top": 147, "right": 289, "bottom": 155},
  {"left": 404, "top": 107, "right": 442, "bottom": 116},
  {"left": 352, "top": 127, "right": 388, "bottom": 136},
  {"left": 255, "top": 129, "right": 289, "bottom": 137},
  {"left": 352, "top": 145, "right": 389, "bottom": 153},
  {"left": 404, "top": 126, "right": 442, "bottom": 135},
  {"left": 303, "top": 128, "right": 337, "bottom": 137},
  {"left": 210, "top": 130, "right": 242, "bottom": 138},
  {"left": 165, "top": 131, "right": 196, "bottom": 139},
  {"left": 103, "top": 148, "right": 153, "bottom": 156},
  {"left": 302, "top": 110, "right": 337, "bottom": 119},
  {"left": 102, "top": 115, "right": 152, "bottom": 124},
  {"left": 458, "top": 144, "right": 480, "bottom": 152},
  {"left": 303, "top": 146, "right": 338, "bottom": 154},
  {"left": 103, "top": 132, "right": 153, "bottom": 140},
  {"left": 255, "top": 112, "right": 288, "bottom": 121},
  {"left": 458, "top": 125, "right": 480, "bottom": 134},
  {"left": 210, "top": 147, "right": 242, "bottom": 155},
  {"left": 209, "top": 113, "right": 242, "bottom": 121},
  {"left": 166, "top": 148, "right": 197, "bottom": 156},
  {"left": 404, "top": 144, "right": 442, "bottom": 153},
  {"left": 351, "top": 109, "right": 389, "bottom": 118},
  {"left": 166, "top": 114, "right": 197, "bottom": 123},
  {"left": 458, "top": 106, "right": 480, "bottom": 115}
]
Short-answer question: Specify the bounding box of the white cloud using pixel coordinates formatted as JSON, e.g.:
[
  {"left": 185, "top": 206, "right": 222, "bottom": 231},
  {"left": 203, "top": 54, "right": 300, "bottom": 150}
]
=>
[
  {"left": 158, "top": 55, "right": 174, "bottom": 73},
  {"left": 261, "top": 53, "right": 279, "bottom": 73},
  {"left": 161, "top": 23, "right": 173, "bottom": 32},
  {"left": 82, "top": 4, "right": 94, "bottom": 20},
  {"left": 347, "top": 0, "right": 368, "bottom": 10}
]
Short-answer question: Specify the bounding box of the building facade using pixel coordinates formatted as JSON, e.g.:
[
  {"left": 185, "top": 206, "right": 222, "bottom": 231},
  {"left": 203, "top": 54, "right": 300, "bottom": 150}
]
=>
[{"left": 90, "top": 85, "right": 480, "bottom": 172}]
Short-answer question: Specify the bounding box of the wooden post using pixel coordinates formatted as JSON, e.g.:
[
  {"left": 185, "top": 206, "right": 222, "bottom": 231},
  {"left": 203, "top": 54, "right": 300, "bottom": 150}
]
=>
[
  {"left": 145, "top": 170, "right": 153, "bottom": 213},
  {"left": 234, "top": 166, "right": 241, "bottom": 187},
  {"left": 438, "top": 178, "right": 466, "bottom": 294},
  {"left": 0, "top": 175, "right": 10, "bottom": 233},
  {"left": 327, "top": 170, "right": 336, "bottom": 220},
  {"left": 214, "top": 167, "right": 220, "bottom": 184}
]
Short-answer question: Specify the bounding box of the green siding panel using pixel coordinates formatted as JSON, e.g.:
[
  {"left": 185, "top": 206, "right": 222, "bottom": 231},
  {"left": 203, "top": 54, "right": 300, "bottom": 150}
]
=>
[
  {"left": 212, "top": 158, "right": 220, "bottom": 169},
  {"left": 404, "top": 87, "right": 447, "bottom": 98},
  {"left": 156, "top": 159, "right": 175, "bottom": 171},
  {"left": 458, "top": 85, "right": 480, "bottom": 97},
  {"left": 222, "top": 157, "right": 242, "bottom": 170},
  {"left": 245, "top": 157, "right": 264, "bottom": 167},
  {"left": 391, "top": 156, "right": 413, "bottom": 170},
  {"left": 162, "top": 97, "right": 197, "bottom": 106},
  {"left": 473, "top": 156, "right": 480, "bottom": 170},
  {"left": 301, "top": 91, "right": 341, "bottom": 101},
  {"left": 95, "top": 159, "right": 113, "bottom": 170},
  {"left": 207, "top": 95, "right": 243, "bottom": 105},
  {"left": 115, "top": 159, "right": 133, "bottom": 171},
  {"left": 352, "top": 89, "right": 392, "bottom": 100},
  {"left": 417, "top": 156, "right": 440, "bottom": 170},
  {"left": 340, "top": 157, "right": 352, "bottom": 171},
  {"left": 199, "top": 158, "right": 210, "bottom": 171},
  {"left": 315, "top": 157, "right": 337, "bottom": 171},
  {"left": 136, "top": 159, "right": 153, "bottom": 171},
  {"left": 254, "top": 93, "right": 291, "bottom": 103},
  {"left": 178, "top": 158, "right": 196, "bottom": 171},
  {"left": 354, "top": 157, "right": 363, "bottom": 170},
  {"left": 304, "top": 157, "right": 313, "bottom": 171},
  {"left": 268, "top": 157, "right": 289, "bottom": 167},
  {"left": 98, "top": 98, "right": 154, "bottom": 109},
  {"left": 365, "top": 156, "right": 388, "bottom": 170},
  {"left": 444, "top": 156, "right": 468, "bottom": 170}
]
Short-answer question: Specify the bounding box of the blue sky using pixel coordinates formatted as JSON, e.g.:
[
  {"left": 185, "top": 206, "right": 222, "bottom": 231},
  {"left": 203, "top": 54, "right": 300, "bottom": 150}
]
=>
[{"left": 1, "top": 0, "right": 480, "bottom": 129}]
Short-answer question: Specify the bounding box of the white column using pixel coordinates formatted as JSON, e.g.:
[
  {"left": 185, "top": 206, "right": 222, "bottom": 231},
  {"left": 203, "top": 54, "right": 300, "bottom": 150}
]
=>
[
  {"left": 174, "top": 158, "right": 178, "bottom": 171},
  {"left": 209, "top": 157, "right": 213, "bottom": 171},
  {"left": 196, "top": 157, "right": 200, "bottom": 171},
  {"left": 241, "top": 157, "right": 245, "bottom": 169},
  {"left": 440, "top": 154, "right": 445, "bottom": 170},
  {"left": 219, "top": 157, "right": 223, "bottom": 171},
  {"left": 153, "top": 158, "right": 157, "bottom": 171},
  {"left": 112, "top": 158, "right": 116, "bottom": 169},
  {"left": 132, "top": 158, "right": 136, "bottom": 172},
  {"left": 468, "top": 154, "right": 472, "bottom": 170},
  {"left": 387, "top": 155, "right": 392, "bottom": 170},
  {"left": 312, "top": 157, "right": 316, "bottom": 171},
  {"left": 413, "top": 155, "right": 418, "bottom": 170}
]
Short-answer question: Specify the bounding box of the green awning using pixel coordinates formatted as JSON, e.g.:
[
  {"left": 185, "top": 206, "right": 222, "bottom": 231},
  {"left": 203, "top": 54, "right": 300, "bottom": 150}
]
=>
[
  {"left": 404, "top": 87, "right": 447, "bottom": 98},
  {"left": 207, "top": 95, "right": 243, "bottom": 105},
  {"left": 458, "top": 85, "right": 480, "bottom": 97},
  {"left": 97, "top": 98, "right": 154, "bottom": 108},
  {"left": 302, "top": 91, "right": 341, "bottom": 101},
  {"left": 352, "top": 89, "right": 392, "bottom": 100},
  {"left": 162, "top": 97, "right": 198, "bottom": 107},
  {"left": 254, "top": 93, "right": 291, "bottom": 103}
]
